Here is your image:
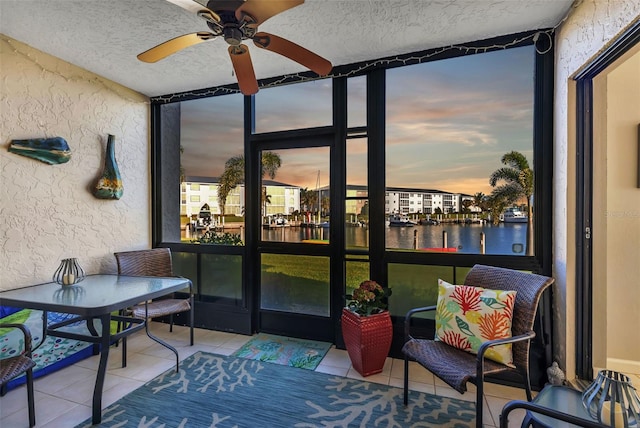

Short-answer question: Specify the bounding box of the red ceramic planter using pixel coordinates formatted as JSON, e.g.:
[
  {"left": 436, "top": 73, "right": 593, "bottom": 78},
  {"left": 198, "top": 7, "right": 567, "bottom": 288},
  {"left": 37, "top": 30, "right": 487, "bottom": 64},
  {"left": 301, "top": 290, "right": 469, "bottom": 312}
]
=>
[{"left": 341, "top": 308, "right": 393, "bottom": 376}]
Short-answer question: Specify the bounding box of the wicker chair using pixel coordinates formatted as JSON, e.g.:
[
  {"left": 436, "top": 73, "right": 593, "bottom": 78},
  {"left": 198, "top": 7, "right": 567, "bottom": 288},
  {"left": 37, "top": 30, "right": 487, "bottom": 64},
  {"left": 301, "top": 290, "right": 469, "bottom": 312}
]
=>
[
  {"left": 402, "top": 264, "right": 554, "bottom": 428},
  {"left": 0, "top": 323, "right": 36, "bottom": 427},
  {"left": 114, "top": 248, "right": 194, "bottom": 369}
]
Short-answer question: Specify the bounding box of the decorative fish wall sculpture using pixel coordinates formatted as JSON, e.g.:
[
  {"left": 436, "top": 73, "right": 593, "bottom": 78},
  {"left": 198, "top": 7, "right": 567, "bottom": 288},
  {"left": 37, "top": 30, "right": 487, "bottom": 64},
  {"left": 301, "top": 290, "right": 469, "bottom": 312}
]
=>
[{"left": 8, "top": 137, "right": 71, "bottom": 164}]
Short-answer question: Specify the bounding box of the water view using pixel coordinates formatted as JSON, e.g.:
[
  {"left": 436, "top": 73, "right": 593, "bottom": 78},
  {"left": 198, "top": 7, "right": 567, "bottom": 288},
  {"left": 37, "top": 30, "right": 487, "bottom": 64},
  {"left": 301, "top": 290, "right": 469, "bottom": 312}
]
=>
[{"left": 185, "top": 223, "right": 528, "bottom": 255}]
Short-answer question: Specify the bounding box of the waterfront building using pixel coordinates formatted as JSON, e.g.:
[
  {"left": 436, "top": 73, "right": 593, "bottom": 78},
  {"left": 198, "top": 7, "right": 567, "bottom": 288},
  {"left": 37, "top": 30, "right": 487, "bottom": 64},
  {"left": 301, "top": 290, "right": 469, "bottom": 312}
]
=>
[
  {"left": 182, "top": 177, "right": 300, "bottom": 221},
  {"left": 181, "top": 178, "right": 474, "bottom": 222}
]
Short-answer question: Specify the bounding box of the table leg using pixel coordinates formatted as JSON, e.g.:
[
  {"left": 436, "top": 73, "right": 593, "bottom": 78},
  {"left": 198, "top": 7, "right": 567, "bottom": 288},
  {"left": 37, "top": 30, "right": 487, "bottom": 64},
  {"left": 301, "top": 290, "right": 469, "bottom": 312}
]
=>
[
  {"left": 86, "top": 317, "right": 102, "bottom": 355},
  {"left": 92, "top": 313, "right": 111, "bottom": 425},
  {"left": 143, "top": 301, "right": 180, "bottom": 372},
  {"left": 31, "top": 310, "right": 48, "bottom": 353}
]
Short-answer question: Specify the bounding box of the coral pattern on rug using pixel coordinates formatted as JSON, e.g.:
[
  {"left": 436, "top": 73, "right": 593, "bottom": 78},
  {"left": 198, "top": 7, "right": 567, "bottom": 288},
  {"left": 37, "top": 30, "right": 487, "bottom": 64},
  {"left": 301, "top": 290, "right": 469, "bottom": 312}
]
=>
[
  {"left": 232, "top": 333, "right": 331, "bottom": 370},
  {"left": 76, "top": 352, "right": 476, "bottom": 427}
]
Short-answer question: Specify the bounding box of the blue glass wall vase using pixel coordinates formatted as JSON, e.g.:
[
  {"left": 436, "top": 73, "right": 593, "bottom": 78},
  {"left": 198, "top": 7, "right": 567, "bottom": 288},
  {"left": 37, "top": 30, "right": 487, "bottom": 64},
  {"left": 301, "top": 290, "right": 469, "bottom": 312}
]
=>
[{"left": 93, "top": 134, "right": 123, "bottom": 199}]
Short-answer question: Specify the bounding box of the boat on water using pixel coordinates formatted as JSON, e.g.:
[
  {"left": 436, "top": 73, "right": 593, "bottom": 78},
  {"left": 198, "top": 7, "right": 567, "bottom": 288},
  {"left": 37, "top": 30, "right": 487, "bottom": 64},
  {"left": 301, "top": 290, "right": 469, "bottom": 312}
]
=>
[
  {"left": 502, "top": 207, "right": 528, "bottom": 223},
  {"left": 388, "top": 213, "right": 417, "bottom": 227}
]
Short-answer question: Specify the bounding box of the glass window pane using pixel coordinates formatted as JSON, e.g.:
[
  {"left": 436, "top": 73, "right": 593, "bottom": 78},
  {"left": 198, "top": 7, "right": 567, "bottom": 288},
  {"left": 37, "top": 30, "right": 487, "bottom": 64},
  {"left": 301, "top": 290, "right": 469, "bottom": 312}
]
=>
[
  {"left": 201, "top": 254, "right": 243, "bottom": 305},
  {"left": 172, "top": 251, "right": 197, "bottom": 294},
  {"left": 179, "top": 94, "right": 246, "bottom": 245},
  {"left": 261, "top": 147, "right": 330, "bottom": 243},
  {"left": 254, "top": 79, "right": 332, "bottom": 133},
  {"left": 261, "top": 254, "right": 329, "bottom": 316},
  {"left": 345, "top": 199, "right": 368, "bottom": 250},
  {"left": 345, "top": 260, "right": 370, "bottom": 298},
  {"left": 347, "top": 137, "right": 367, "bottom": 195},
  {"left": 387, "top": 264, "right": 455, "bottom": 318},
  {"left": 386, "top": 46, "right": 535, "bottom": 255},
  {"left": 348, "top": 76, "right": 366, "bottom": 128}
]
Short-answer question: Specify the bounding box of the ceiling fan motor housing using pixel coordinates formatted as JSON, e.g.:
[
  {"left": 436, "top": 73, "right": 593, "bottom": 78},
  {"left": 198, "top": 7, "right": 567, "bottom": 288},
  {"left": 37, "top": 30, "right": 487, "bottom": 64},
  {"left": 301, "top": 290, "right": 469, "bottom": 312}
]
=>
[{"left": 223, "top": 26, "right": 243, "bottom": 46}]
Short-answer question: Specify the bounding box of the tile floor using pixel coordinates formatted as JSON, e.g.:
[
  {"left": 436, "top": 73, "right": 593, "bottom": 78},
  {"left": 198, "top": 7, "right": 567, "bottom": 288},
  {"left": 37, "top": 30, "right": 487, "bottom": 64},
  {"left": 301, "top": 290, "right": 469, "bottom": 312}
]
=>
[{"left": 0, "top": 322, "right": 540, "bottom": 427}]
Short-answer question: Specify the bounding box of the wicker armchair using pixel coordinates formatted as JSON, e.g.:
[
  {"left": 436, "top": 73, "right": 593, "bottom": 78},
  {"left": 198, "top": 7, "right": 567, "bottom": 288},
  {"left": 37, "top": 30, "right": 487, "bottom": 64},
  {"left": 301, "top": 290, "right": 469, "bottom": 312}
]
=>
[
  {"left": 114, "top": 248, "right": 194, "bottom": 368},
  {"left": 0, "top": 323, "right": 36, "bottom": 427},
  {"left": 402, "top": 264, "right": 554, "bottom": 428}
]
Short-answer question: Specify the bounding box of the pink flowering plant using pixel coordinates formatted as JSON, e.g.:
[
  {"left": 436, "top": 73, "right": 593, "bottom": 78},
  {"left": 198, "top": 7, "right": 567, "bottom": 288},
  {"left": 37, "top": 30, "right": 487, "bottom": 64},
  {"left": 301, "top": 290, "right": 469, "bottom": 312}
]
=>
[{"left": 346, "top": 280, "right": 392, "bottom": 316}]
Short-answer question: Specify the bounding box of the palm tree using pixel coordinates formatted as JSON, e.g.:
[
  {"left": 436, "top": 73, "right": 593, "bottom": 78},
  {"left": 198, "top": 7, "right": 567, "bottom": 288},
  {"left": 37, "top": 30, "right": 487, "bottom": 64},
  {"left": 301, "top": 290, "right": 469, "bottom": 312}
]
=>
[
  {"left": 486, "top": 194, "right": 509, "bottom": 226},
  {"left": 261, "top": 187, "right": 272, "bottom": 217},
  {"left": 217, "top": 155, "right": 244, "bottom": 217},
  {"left": 299, "top": 187, "right": 317, "bottom": 215},
  {"left": 217, "top": 152, "right": 282, "bottom": 217},
  {"left": 472, "top": 192, "right": 487, "bottom": 212},
  {"left": 489, "top": 151, "right": 534, "bottom": 255},
  {"left": 260, "top": 152, "right": 281, "bottom": 182}
]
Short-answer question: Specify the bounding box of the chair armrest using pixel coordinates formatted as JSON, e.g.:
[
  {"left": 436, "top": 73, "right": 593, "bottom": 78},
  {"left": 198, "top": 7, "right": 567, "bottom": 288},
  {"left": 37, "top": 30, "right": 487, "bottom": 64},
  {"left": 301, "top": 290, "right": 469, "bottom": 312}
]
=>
[
  {"left": 404, "top": 305, "right": 437, "bottom": 341},
  {"left": 0, "top": 323, "right": 33, "bottom": 356},
  {"left": 500, "top": 399, "right": 606, "bottom": 428},
  {"left": 476, "top": 330, "right": 536, "bottom": 370}
]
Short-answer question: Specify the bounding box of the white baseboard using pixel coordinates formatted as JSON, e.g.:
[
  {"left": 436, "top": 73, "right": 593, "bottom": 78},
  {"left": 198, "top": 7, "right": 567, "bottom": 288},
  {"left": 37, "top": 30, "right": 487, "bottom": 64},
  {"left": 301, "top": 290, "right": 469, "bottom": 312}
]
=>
[{"left": 605, "top": 358, "right": 640, "bottom": 375}]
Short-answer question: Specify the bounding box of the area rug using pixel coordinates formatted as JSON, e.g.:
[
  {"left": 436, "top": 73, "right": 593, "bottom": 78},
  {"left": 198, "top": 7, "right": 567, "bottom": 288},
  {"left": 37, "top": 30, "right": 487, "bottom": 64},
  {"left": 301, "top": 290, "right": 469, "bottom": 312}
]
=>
[
  {"left": 76, "top": 351, "right": 476, "bottom": 427},
  {"left": 1, "top": 309, "right": 95, "bottom": 390},
  {"left": 231, "top": 333, "right": 331, "bottom": 370}
]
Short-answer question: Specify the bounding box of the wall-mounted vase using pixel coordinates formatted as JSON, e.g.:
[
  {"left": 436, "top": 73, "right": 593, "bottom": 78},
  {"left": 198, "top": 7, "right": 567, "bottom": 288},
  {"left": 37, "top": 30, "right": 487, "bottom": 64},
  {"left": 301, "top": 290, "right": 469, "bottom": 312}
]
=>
[{"left": 93, "top": 134, "right": 123, "bottom": 199}]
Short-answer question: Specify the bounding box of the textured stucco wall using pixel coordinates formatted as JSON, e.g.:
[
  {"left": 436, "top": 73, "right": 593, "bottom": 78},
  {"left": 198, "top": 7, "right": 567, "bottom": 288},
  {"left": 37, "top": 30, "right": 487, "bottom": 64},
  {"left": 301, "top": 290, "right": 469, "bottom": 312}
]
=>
[
  {"left": 0, "top": 35, "right": 150, "bottom": 290},
  {"left": 553, "top": 1, "right": 640, "bottom": 378}
]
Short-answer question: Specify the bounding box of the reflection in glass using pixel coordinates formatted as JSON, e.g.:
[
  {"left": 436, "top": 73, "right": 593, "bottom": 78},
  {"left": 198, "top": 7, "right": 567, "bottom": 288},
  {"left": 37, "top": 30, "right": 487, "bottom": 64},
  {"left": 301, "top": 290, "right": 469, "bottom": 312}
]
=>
[
  {"left": 261, "top": 254, "right": 329, "bottom": 316},
  {"left": 53, "top": 285, "right": 86, "bottom": 305}
]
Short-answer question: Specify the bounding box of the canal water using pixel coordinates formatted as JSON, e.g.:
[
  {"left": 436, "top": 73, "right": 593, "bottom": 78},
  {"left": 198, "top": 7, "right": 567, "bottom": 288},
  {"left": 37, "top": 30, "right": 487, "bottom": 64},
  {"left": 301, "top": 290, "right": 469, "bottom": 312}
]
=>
[
  {"left": 184, "top": 222, "right": 528, "bottom": 255},
  {"left": 258, "top": 222, "right": 529, "bottom": 255}
]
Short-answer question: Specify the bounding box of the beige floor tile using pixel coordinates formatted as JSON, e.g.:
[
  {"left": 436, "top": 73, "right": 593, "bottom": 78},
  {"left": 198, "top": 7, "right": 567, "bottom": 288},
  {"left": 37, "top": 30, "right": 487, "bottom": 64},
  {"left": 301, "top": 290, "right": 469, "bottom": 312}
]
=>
[
  {"left": 1, "top": 325, "right": 540, "bottom": 428},
  {"left": 34, "top": 363, "right": 96, "bottom": 394},
  {"left": 395, "top": 359, "right": 436, "bottom": 384},
  {"left": 393, "top": 377, "right": 436, "bottom": 395},
  {"left": 40, "top": 403, "right": 92, "bottom": 428},
  {"left": 0, "top": 383, "right": 30, "bottom": 420},
  {"left": 320, "top": 347, "right": 352, "bottom": 369},
  {"left": 211, "top": 345, "right": 240, "bottom": 356},
  {"left": 29, "top": 391, "right": 80, "bottom": 427},
  {"left": 315, "top": 363, "right": 349, "bottom": 377},
  {"left": 485, "top": 394, "right": 527, "bottom": 428}
]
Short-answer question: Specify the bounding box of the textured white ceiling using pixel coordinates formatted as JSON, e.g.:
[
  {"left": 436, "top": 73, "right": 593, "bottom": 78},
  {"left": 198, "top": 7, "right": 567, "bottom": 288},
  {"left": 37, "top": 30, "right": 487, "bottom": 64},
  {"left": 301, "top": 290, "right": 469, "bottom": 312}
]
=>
[{"left": 0, "top": 0, "right": 575, "bottom": 97}]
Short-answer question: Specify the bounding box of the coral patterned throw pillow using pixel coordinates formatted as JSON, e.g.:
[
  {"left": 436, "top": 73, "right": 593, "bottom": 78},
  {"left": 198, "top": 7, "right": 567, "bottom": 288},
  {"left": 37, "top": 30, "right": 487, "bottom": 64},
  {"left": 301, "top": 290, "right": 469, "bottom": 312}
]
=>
[{"left": 435, "top": 279, "right": 517, "bottom": 367}]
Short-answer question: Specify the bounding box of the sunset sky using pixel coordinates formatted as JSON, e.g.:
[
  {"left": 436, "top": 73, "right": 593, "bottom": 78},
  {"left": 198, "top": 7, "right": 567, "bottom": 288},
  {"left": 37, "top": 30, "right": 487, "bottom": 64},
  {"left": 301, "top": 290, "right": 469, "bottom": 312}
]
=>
[{"left": 181, "top": 45, "right": 534, "bottom": 196}]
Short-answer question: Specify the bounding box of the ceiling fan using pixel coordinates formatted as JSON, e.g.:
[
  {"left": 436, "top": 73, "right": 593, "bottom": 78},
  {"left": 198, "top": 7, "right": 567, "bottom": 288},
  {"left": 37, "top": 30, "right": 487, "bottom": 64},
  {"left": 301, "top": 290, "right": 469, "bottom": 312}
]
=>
[{"left": 138, "top": 0, "right": 332, "bottom": 95}]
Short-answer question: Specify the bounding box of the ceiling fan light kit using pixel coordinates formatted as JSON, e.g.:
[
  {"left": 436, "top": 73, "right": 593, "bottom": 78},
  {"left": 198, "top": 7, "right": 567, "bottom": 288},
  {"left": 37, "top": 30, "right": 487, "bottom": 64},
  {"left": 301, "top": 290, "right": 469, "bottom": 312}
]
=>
[{"left": 138, "top": 0, "right": 332, "bottom": 95}]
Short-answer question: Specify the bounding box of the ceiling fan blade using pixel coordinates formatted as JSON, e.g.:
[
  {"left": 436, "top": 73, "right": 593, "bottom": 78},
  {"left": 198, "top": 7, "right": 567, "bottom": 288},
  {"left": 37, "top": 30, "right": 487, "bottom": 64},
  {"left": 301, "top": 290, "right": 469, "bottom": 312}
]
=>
[
  {"left": 165, "top": 0, "right": 221, "bottom": 22},
  {"left": 236, "top": 0, "right": 303, "bottom": 26},
  {"left": 253, "top": 32, "right": 332, "bottom": 76},
  {"left": 138, "top": 32, "right": 216, "bottom": 63},
  {"left": 228, "top": 44, "right": 259, "bottom": 95}
]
